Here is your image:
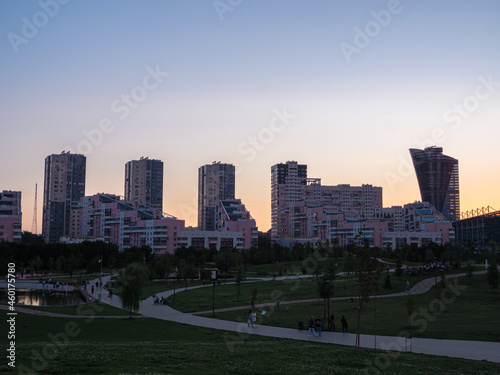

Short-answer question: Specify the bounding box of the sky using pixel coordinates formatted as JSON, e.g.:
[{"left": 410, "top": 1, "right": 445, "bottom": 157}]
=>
[{"left": 1, "top": 0, "right": 499, "bottom": 233}]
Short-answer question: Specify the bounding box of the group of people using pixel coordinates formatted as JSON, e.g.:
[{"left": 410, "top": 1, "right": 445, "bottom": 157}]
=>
[
  {"left": 152, "top": 294, "right": 167, "bottom": 305},
  {"left": 308, "top": 314, "right": 349, "bottom": 337},
  {"left": 307, "top": 316, "right": 323, "bottom": 337},
  {"left": 247, "top": 310, "right": 257, "bottom": 327}
]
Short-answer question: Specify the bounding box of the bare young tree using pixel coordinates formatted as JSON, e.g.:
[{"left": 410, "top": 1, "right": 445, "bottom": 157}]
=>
[{"left": 355, "top": 241, "right": 380, "bottom": 358}]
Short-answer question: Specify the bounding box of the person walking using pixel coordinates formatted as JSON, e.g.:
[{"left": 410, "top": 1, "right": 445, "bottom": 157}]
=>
[
  {"left": 276, "top": 298, "right": 280, "bottom": 311},
  {"left": 307, "top": 316, "right": 317, "bottom": 337},
  {"left": 91, "top": 285, "right": 94, "bottom": 294},
  {"left": 329, "top": 313, "right": 335, "bottom": 331},
  {"left": 251, "top": 310, "right": 257, "bottom": 327},
  {"left": 315, "top": 316, "right": 322, "bottom": 337},
  {"left": 341, "top": 315, "right": 348, "bottom": 333},
  {"left": 247, "top": 310, "right": 253, "bottom": 327}
]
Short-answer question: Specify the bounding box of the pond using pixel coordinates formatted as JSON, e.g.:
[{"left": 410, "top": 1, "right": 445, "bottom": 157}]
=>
[{"left": 0, "top": 289, "right": 85, "bottom": 306}]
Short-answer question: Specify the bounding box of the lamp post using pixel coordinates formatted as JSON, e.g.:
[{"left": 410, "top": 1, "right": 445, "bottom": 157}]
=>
[
  {"left": 173, "top": 278, "right": 176, "bottom": 302},
  {"left": 98, "top": 257, "right": 103, "bottom": 305},
  {"left": 325, "top": 280, "right": 331, "bottom": 330},
  {"left": 212, "top": 281, "right": 216, "bottom": 317}
]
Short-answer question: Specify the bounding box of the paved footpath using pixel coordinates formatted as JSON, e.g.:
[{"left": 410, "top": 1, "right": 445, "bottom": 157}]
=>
[
  {"left": 5, "top": 271, "right": 498, "bottom": 363},
  {"left": 95, "top": 272, "right": 500, "bottom": 364}
]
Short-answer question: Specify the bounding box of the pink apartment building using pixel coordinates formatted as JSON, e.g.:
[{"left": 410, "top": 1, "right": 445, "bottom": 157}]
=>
[
  {"left": 284, "top": 200, "right": 453, "bottom": 249},
  {"left": 80, "top": 194, "right": 184, "bottom": 254},
  {"left": 215, "top": 199, "right": 258, "bottom": 249},
  {"left": 0, "top": 190, "right": 22, "bottom": 243}
]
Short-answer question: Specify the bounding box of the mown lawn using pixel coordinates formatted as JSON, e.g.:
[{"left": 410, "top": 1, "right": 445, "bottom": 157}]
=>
[
  {"left": 167, "top": 269, "right": 471, "bottom": 313},
  {"left": 200, "top": 274, "right": 500, "bottom": 342},
  {"left": 3, "top": 313, "right": 500, "bottom": 375}
]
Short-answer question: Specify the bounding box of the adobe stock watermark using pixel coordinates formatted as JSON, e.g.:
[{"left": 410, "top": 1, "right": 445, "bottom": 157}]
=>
[
  {"left": 340, "top": 0, "right": 406, "bottom": 63},
  {"left": 7, "top": 0, "right": 70, "bottom": 54},
  {"left": 213, "top": 0, "right": 243, "bottom": 21},
  {"left": 384, "top": 74, "right": 499, "bottom": 192},
  {"left": 237, "top": 107, "right": 297, "bottom": 162},
  {"left": 443, "top": 75, "right": 500, "bottom": 130},
  {"left": 364, "top": 277, "right": 467, "bottom": 374},
  {"left": 65, "top": 64, "right": 168, "bottom": 155}
]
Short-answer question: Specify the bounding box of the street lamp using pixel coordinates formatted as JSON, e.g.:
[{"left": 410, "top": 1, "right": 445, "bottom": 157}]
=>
[
  {"left": 98, "top": 257, "right": 103, "bottom": 305},
  {"left": 212, "top": 281, "right": 216, "bottom": 317},
  {"left": 173, "top": 278, "right": 176, "bottom": 302},
  {"left": 325, "top": 280, "right": 331, "bottom": 330}
]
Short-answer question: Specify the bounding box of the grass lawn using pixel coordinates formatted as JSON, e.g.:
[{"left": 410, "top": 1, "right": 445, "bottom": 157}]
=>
[
  {"left": 3, "top": 312, "right": 500, "bottom": 374},
  {"left": 111, "top": 279, "right": 206, "bottom": 300},
  {"left": 166, "top": 269, "right": 469, "bottom": 313},
  {"left": 200, "top": 275, "right": 500, "bottom": 342},
  {"left": 16, "top": 301, "right": 138, "bottom": 316}
]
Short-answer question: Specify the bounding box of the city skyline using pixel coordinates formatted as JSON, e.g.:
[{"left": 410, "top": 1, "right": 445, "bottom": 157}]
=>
[{"left": 1, "top": 1, "right": 500, "bottom": 233}]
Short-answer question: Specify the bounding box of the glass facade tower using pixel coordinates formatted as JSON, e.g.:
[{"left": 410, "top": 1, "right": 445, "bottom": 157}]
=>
[{"left": 410, "top": 147, "right": 460, "bottom": 221}]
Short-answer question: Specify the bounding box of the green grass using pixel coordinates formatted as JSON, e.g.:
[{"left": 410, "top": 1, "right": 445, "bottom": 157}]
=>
[
  {"left": 166, "top": 270, "right": 469, "bottom": 313},
  {"left": 201, "top": 275, "right": 500, "bottom": 342},
  {"left": 3, "top": 312, "right": 500, "bottom": 375},
  {"left": 17, "top": 301, "right": 138, "bottom": 316},
  {"left": 111, "top": 279, "right": 206, "bottom": 300}
]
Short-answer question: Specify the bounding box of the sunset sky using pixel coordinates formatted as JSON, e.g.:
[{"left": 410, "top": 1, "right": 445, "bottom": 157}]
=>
[{"left": 1, "top": 0, "right": 499, "bottom": 233}]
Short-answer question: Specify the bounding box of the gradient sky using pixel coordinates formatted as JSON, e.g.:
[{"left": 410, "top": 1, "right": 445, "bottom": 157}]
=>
[{"left": 1, "top": 0, "right": 499, "bottom": 233}]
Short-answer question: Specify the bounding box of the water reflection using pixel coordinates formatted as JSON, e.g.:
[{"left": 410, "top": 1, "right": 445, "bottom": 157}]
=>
[{"left": 0, "top": 289, "right": 85, "bottom": 306}]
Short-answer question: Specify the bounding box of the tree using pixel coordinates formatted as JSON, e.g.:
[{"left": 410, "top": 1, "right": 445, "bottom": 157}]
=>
[
  {"left": 344, "top": 253, "right": 355, "bottom": 278},
  {"left": 115, "top": 262, "right": 150, "bottom": 318},
  {"left": 395, "top": 257, "right": 403, "bottom": 277},
  {"left": 487, "top": 256, "right": 499, "bottom": 291},
  {"left": 466, "top": 263, "right": 474, "bottom": 279},
  {"left": 383, "top": 273, "right": 391, "bottom": 289},
  {"left": 235, "top": 264, "right": 245, "bottom": 301},
  {"left": 316, "top": 276, "right": 334, "bottom": 319},
  {"left": 355, "top": 245, "right": 380, "bottom": 358},
  {"left": 406, "top": 296, "right": 416, "bottom": 318}
]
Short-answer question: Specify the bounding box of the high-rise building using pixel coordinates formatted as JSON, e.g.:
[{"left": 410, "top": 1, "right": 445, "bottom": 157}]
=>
[
  {"left": 271, "top": 161, "right": 307, "bottom": 242},
  {"left": 198, "top": 162, "right": 235, "bottom": 231},
  {"left": 124, "top": 157, "right": 164, "bottom": 211},
  {"left": 42, "top": 152, "right": 86, "bottom": 242},
  {"left": 410, "top": 147, "right": 460, "bottom": 221},
  {"left": 0, "top": 190, "right": 22, "bottom": 243}
]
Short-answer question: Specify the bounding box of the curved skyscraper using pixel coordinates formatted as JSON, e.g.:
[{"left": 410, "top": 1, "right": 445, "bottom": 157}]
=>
[{"left": 410, "top": 147, "right": 460, "bottom": 221}]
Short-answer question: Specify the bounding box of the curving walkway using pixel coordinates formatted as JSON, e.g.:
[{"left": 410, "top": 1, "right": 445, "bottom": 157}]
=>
[
  {"left": 97, "top": 271, "right": 500, "bottom": 363},
  {"left": 7, "top": 270, "right": 500, "bottom": 364}
]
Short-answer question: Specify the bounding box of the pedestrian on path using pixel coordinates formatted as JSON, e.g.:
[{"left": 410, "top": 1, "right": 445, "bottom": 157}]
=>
[
  {"left": 91, "top": 285, "right": 94, "bottom": 294},
  {"left": 276, "top": 298, "right": 280, "bottom": 311},
  {"left": 315, "top": 316, "right": 322, "bottom": 336},
  {"left": 405, "top": 280, "right": 410, "bottom": 292},
  {"left": 341, "top": 315, "right": 348, "bottom": 333},
  {"left": 329, "top": 313, "right": 335, "bottom": 331},
  {"left": 250, "top": 296, "right": 255, "bottom": 309},
  {"left": 247, "top": 310, "right": 253, "bottom": 327},
  {"left": 251, "top": 310, "right": 257, "bottom": 327},
  {"left": 307, "top": 316, "right": 317, "bottom": 337}
]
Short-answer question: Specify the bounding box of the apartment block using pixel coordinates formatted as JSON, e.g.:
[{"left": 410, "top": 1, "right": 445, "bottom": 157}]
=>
[
  {"left": 0, "top": 190, "right": 22, "bottom": 243},
  {"left": 177, "top": 228, "right": 246, "bottom": 250},
  {"left": 124, "top": 157, "right": 164, "bottom": 211},
  {"left": 81, "top": 194, "right": 184, "bottom": 254},
  {"left": 42, "top": 152, "right": 86, "bottom": 243},
  {"left": 198, "top": 162, "right": 235, "bottom": 231},
  {"left": 215, "top": 199, "right": 258, "bottom": 248}
]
